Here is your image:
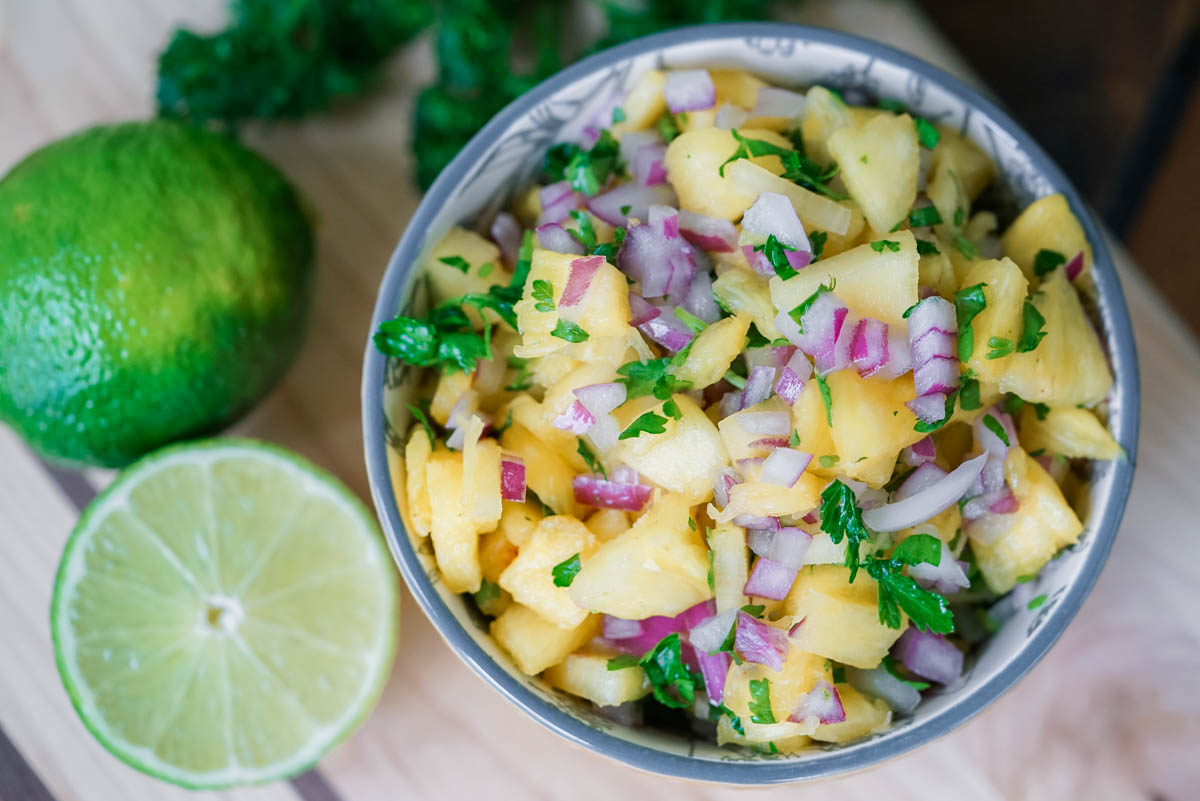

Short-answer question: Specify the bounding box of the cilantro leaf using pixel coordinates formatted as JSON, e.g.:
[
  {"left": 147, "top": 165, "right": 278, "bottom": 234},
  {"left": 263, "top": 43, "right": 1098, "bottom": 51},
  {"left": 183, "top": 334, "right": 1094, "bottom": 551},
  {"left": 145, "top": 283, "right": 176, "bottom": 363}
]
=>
[
  {"left": 809, "top": 230, "right": 828, "bottom": 261},
  {"left": 439, "top": 255, "right": 471, "bottom": 273},
  {"left": 741, "top": 603, "right": 766, "bottom": 618},
  {"left": 755, "top": 234, "right": 800, "bottom": 279},
  {"left": 709, "top": 702, "right": 745, "bottom": 735},
  {"left": 577, "top": 438, "right": 606, "bottom": 478},
  {"left": 1027, "top": 594, "right": 1048, "bottom": 610},
  {"left": 744, "top": 324, "right": 771, "bottom": 349},
  {"left": 982, "top": 413, "right": 1010, "bottom": 446},
  {"left": 870, "top": 239, "right": 901, "bottom": 253},
  {"left": 748, "top": 678, "right": 775, "bottom": 724},
  {"left": 914, "top": 117, "right": 940, "bottom": 149},
  {"left": 877, "top": 98, "right": 907, "bottom": 113},
  {"left": 916, "top": 238, "right": 940, "bottom": 256},
  {"left": 908, "top": 206, "right": 942, "bottom": 228},
  {"left": 954, "top": 283, "right": 988, "bottom": 362},
  {"left": 707, "top": 548, "right": 715, "bottom": 591},
  {"left": 640, "top": 633, "right": 698, "bottom": 708},
  {"left": 820, "top": 479, "right": 870, "bottom": 580},
  {"left": 656, "top": 113, "right": 682, "bottom": 142},
  {"left": 816, "top": 374, "right": 833, "bottom": 426},
  {"left": 551, "top": 553, "right": 582, "bottom": 587},
  {"left": 789, "top": 429, "right": 801, "bottom": 447},
  {"left": 1018, "top": 300, "right": 1047, "bottom": 352},
  {"left": 551, "top": 130, "right": 620, "bottom": 196},
  {"left": 532, "top": 279, "right": 556, "bottom": 312},
  {"left": 818, "top": 454, "right": 839, "bottom": 468},
  {"left": 551, "top": 318, "right": 589, "bottom": 342},
  {"left": 986, "top": 336, "right": 1015, "bottom": 359},
  {"left": 619, "top": 411, "right": 668, "bottom": 440},
  {"left": 1033, "top": 248, "right": 1066, "bottom": 278}
]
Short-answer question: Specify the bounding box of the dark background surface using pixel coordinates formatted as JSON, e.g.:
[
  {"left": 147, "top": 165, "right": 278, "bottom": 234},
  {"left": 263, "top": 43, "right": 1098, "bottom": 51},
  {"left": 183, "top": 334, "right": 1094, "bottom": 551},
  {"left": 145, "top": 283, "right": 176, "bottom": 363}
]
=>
[{"left": 915, "top": 0, "right": 1200, "bottom": 332}]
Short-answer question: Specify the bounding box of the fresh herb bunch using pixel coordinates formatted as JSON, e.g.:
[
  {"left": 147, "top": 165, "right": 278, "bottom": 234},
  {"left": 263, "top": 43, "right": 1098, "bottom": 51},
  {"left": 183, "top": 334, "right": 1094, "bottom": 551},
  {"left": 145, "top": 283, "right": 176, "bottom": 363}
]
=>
[{"left": 156, "top": 0, "right": 776, "bottom": 188}]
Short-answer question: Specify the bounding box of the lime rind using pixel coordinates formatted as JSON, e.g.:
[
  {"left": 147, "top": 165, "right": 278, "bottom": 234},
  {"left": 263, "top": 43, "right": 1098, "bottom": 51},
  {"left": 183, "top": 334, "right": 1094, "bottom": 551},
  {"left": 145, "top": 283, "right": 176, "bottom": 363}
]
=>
[{"left": 50, "top": 438, "right": 398, "bottom": 789}]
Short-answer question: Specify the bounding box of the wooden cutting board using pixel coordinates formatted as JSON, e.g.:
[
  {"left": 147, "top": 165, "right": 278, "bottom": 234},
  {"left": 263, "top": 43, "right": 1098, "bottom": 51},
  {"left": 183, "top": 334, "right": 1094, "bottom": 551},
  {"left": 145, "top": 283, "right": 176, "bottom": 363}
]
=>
[{"left": 1, "top": 1, "right": 1196, "bottom": 800}]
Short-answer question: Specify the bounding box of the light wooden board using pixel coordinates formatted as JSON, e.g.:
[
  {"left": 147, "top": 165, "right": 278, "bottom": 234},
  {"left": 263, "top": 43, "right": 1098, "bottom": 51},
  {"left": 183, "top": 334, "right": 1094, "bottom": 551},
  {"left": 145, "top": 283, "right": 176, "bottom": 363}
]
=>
[{"left": 1, "top": 2, "right": 1197, "bottom": 800}]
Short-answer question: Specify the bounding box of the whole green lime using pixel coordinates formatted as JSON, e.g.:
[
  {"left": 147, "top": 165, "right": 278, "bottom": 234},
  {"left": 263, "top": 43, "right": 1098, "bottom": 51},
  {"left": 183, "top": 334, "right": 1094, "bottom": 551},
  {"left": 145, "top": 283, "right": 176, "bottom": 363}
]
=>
[{"left": 0, "top": 121, "right": 313, "bottom": 467}]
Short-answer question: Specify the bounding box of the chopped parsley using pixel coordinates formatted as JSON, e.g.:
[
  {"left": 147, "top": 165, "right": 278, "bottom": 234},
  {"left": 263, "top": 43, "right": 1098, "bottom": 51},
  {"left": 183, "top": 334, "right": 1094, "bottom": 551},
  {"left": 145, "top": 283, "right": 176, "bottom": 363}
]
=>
[
  {"left": 567, "top": 209, "right": 597, "bottom": 250},
  {"left": 916, "top": 238, "right": 940, "bottom": 256},
  {"left": 474, "top": 579, "right": 501, "bottom": 607},
  {"left": 591, "top": 225, "right": 625, "bottom": 263},
  {"left": 788, "top": 281, "right": 836, "bottom": 333},
  {"left": 789, "top": 429, "right": 801, "bottom": 447},
  {"left": 870, "top": 239, "right": 901, "bottom": 253},
  {"left": 954, "top": 283, "right": 988, "bottom": 362},
  {"left": 718, "top": 130, "right": 845, "bottom": 200},
  {"left": 551, "top": 553, "right": 582, "bottom": 587},
  {"left": 908, "top": 206, "right": 943, "bottom": 228},
  {"left": 982, "top": 413, "right": 1010, "bottom": 446},
  {"left": 747, "top": 678, "right": 775, "bottom": 724},
  {"left": 723, "top": 369, "right": 747, "bottom": 390},
  {"left": 577, "top": 438, "right": 606, "bottom": 478},
  {"left": 953, "top": 235, "right": 980, "bottom": 260},
  {"left": 913, "top": 389, "right": 959, "bottom": 433},
  {"left": 478, "top": 262, "right": 494, "bottom": 278},
  {"left": 656, "top": 113, "right": 682, "bottom": 142},
  {"left": 505, "top": 355, "right": 534, "bottom": 392},
  {"left": 816, "top": 374, "right": 833, "bottom": 426},
  {"left": 706, "top": 549, "right": 715, "bottom": 590},
  {"left": 877, "top": 98, "right": 907, "bottom": 113},
  {"left": 674, "top": 306, "right": 708, "bottom": 333},
  {"left": 439, "top": 255, "right": 471, "bottom": 273},
  {"left": 741, "top": 603, "right": 766, "bottom": 618},
  {"left": 709, "top": 702, "right": 745, "bottom": 735},
  {"left": 819, "top": 454, "right": 839, "bottom": 468},
  {"left": 1027, "top": 594, "right": 1048, "bottom": 610},
  {"left": 661, "top": 398, "right": 683, "bottom": 420},
  {"left": 616, "top": 358, "right": 692, "bottom": 399},
  {"left": 611, "top": 106, "right": 626, "bottom": 124},
  {"left": 953, "top": 206, "right": 965, "bottom": 227},
  {"left": 407, "top": 403, "right": 436, "bottom": 447},
  {"left": 862, "top": 533, "right": 954, "bottom": 633},
  {"left": 544, "top": 129, "right": 621, "bottom": 196},
  {"left": 959, "top": 377, "right": 982, "bottom": 410},
  {"left": 531, "top": 279, "right": 556, "bottom": 312},
  {"left": 882, "top": 654, "right": 930, "bottom": 691},
  {"left": 755, "top": 234, "right": 801, "bottom": 279},
  {"left": 809, "top": 230, "right": 828, "bottom": 261},
  {"left": 606, "top": 653, "right": 640, "bottom": 670},
  {"left": 1033, "top": 248, "right": 1066, "bottom": 278},
  {"left": 375, "top": 303, "right": 490, "bottom": 374},
  {"left": 986, "top": 337, "right": 1015, "bottom": 359},
  {"left": 820, "top": 479, "right": 870, "bottom": 580},
  {"left": 551, "top": 318, "right": 589, "bottom": 342},
  {"left": 1018, "top": 300, "right": 1047, "bottom": 352},
  {"left": 914, "top": 117, "right": 940, "bottom": 149},
  {"left": 619, "top": 410, "right": 668, "bottom": 440},
  {"left": 639, "top": 634, "right": 700, "bottom": 708},
  {"left": 512, "top": 229, "right": 535, "bottom": 287}
]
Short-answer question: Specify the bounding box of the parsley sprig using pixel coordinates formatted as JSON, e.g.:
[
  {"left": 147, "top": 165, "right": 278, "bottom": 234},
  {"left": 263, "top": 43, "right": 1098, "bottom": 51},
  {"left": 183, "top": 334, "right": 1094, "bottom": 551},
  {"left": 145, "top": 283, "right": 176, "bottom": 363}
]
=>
[
  {"left": 607, "top": 633, "right": 699, "bottom": 709},
  {"left": 861, "top": 533, "right": 954, "bottom": 633},
  {"left": 718, "top": 130, "right": 845, "bottom": 200},
  {"left": 819, "top": 480, "right": 870, "bottom": 581}
]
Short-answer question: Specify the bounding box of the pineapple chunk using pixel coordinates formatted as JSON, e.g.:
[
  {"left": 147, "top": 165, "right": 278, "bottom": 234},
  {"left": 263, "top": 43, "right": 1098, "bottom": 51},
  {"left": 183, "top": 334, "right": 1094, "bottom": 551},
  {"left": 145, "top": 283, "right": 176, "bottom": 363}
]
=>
[
  {"left": 499, "top": 516, "right": 596, "bottom": 628},
  {"left": 969, "top": 447, "right": 1084, "bottom": 593},
  {"left": 712, "top": 268, "right": 782, "bottom": 340},
  {"left": 709, "top": 523, "right": 749, "bottom": 613},
  {"left": 530, "top": 351, "right": 581, "bottom": 389},
  {"left": 673, "top": 313, "right": 752, "bottom": 388},
  {"left": 479, "top": 530, "right": 518, "bottom": 585},
  {"left": 425, "top": 227, "right": 514, "bottom": 327},
  {"left": 717, "top": 717, "right": 812, "bottom": 751},
  {"left": 430, "top": 369, "right": 473, "bottom": 425},
  {"left": 507, "top": 394, "right": 578, "bottom": 473},
  {"left": 827, "top": 113, "right": 919, "bottom": 233},
  {"left": 497, "top": 500, "right": 544, "bottom": 548},
  {"left": 491, "top": 605, "right": 600, "bottom": 676},
  {"left": 769, "top": 231, "right": 919, "bottom": 328},
  {"left": 569, "top": 493, "right": 712, "bottom": 619},
  {"left": 461, "top": 417, "right": 502, "bottom": 529},
  {"left": 784, "top": 565, "right": 908, "bottom": 668},
  {"left": 819, "top": 202, "right": 868, "bottom": 259},
  {"left": 826, "top": 371, "right": 924, "bottom": 486},
  {"left": 664, "top": 128, "right": 791, "bottom": 220},
  {"left": 1019, "top": 405, "right": 1123, "bottom": 461},
  {"left": 513, "top": 248, "right": 630, "bottom": 359},
  {"left": 426, "top": 450, "right": 483, "bottom": 594},
  {"left": 792, "top": 380, "right": 837, "bottom": 471},
  {"left": 585, "top": 509, "right": 629, "bottom": 542},
  {"left": 723, "top": 645, "right": 830, "bottom": 736},
  {"left": 898, "top": 504, "right": 962, "bottom": 551},
  {"left": 718, "top": 396, "right": 793, "bottom": 462},
  {"left": 544, "top": 650, "right": 650, "bottom": 707},
  {"left": 801, "top": 86, "right": 854, "bottom": 166},
  {"left": 404, "top": 425, "right": 434, "bottom": 536},
  {"left": 711, "top": 68, "right": 768, "bottom": 110},
  {"left": 715, "top": 473, "right": 824, "bottom": 522},
  {"left": 726, "top": 159, "right": 853, "bottom": 235},
  {"left": 612, "top": 69, "right": 666, "bottom": 135},
  {"left": 614, "top": 394, "right": 729, "bottom": 502},
  {"left": 929, "top": 126, "right": 995, "bottom": 201},
  {"left": 810, "top": 684, "right": 891, "bottom": 743},
  {"left": 927, "top": 163, "right": 968, "bottom": 240},
  {"left": 960, "top": 258, "right": 1029, "bottom": 387},
  {"left": 512, "top": 185, "right": 541, "bottom": 227},
  {"left": 1002, "top": 193, "right": 1094, "bottom": 284},
  {"left": 919, "top": 248, "right": 958, "bottom": 300},
  {"left": 500, "top": 423, "right": 581, "bottom": 518},
  {"left": 999, "top": 268, "right": 1113, "bottom": 406}
]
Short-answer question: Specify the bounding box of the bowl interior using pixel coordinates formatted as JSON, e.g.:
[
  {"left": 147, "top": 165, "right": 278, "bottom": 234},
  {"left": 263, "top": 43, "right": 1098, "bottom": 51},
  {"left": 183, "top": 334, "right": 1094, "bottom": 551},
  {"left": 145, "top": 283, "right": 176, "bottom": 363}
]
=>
[{"left": 363, "top": 24, "right": 1138, "bottom": 783}]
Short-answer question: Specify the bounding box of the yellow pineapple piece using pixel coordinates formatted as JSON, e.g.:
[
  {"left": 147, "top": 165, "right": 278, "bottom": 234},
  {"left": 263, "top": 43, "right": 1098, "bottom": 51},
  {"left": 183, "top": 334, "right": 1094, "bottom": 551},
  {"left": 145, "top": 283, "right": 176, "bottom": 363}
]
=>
[
  {"left": 715, "top": 473, "right": 824, "bottom": 522},
  {"left": 826, "top": 370, "right": 923, "bottom": 487},
  {"left": 819, "top": 202, "right": 868, "bottom": 259},
  {"left": 513, "top": 248, "right": 630, "bottom": 359},
  {"left": 500, "top": 422, "right": 581, "bottom": 518},
  {"left": 929, "top": 126, "right": 995, "bottom": 201},
  {"left": 716, "top": 717, "right": 812, "bottom": 752},
  {"left": 1019, "top": 405, "right": 1122, "bottom": 461},
  {"left": 918, "top": 247, "right": 958, "bottom": 300},
  {"left": 479, "top": 529, "right": 518, "bottom": 585},
  {"left": 927, "top": 162, "right": 968, "bottom": 240},
  {"left": 425, "top": 227, "right": 514, "bottom": 327},
  {"left": 530, "top": 350, "right": 581, "bottom": 389},
  {"left": 612, "top": 69, "right": 666, "bottom": 135},
  {"left": 999, "top": 268, "right": 1113, "bottom": 407},
  {"left": 959, "top": 257, "right": 1029, "bottom": 387},
  {"left": 544, "top": 650, "right": 650, "bottom": 706},
  {"left": 769, "top": 231, "right": 919, "bottom": 328},
  {"left": 712, "top": 268, "right": 782, "bottom": 340},
  {"left": 426, "top": 450, "right": 483, "bottom": 594},
  {"left": 801, "top": 86, "right": 854, "bottom": 166},
  {"left": 513, "top": 185, "right": 541, "bottom": 227},
  {"left": 569, "top": 493, "right": 712, "bottom": 619},
  {"left": 1002, "top": 193, "right": 1094, "bottom": 284},
  {"left": 709, "top": 522, "right": 749, "bottom": 613},
  {"left": 497, "top": 500, "right": 544, "bottom": 548},
  {"left": 723, "top": 645, "right": 831, "bottom": 739},
  {"left": 969, "top": 447, "right": 1084, "bottom": 593},
  {"left": 725, "top": 159, "right": 853, "bottom": 235},
  {"left": 827, "top": 113, "right": 920, "bottom": 233},
  {"left": 614, "top": 394, "right": 729, "bottom": 502},
  {"left": 585, "top": 508, "right": 629, "bottom": 542},
  {"left": 507, "top": 394, "right": 581, "bottom": 473},
  {"left": 491, "top": 605, "right": 600, "bottom": 676},
  {"left": 711, "top": 68, "right": 768, "bottom": 110},
  {"left": 810, "top": 684, "right": 891, "bottom": 743},
  {"left": 673, "top": 313, "right": 752, "bottom": 389},
  {"left": 664, "top": 128, "right": 791, "bottom": 220},
  {"left": 430, "top": 369, "right": 473, "bottom": 425},
  {"left": 499, "top": 516, "right": 596, "bottom": 628},
  {"left": 404, "top": 425, "right": 434, "bottom": 537},
  {"left": 461, "top": 417, "right": 502, "bottom": 529},
  {"left": 792, "top": 380, "right": 837, "bottom": 473},
  {"left": 718, "top": 396, "right": 793, "bottom": 462},
  {"left": 784, "top": 565, "right": 908, "bottom": 668}
]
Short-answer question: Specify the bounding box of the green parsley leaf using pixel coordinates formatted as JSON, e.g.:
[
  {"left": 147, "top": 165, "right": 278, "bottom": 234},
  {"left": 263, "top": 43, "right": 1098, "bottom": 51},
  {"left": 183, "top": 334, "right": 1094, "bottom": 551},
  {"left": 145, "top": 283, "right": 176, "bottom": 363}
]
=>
[
  {"left": 816, "top": 374, "right": 833, "bottom": 426},
  {"left": 953, "top": 206, "right": 965, "bottom": 227},
  {"left": 407, "top": 403, "right": 437, "bottom": 448},
  {"left": 707, "top": 548, "right": 715, "bottom": 591},
  {"left": 877, "top": 98, "right": 907, "bottom": 113},
  {"left": 512, "top": 229, "right": 535, "bottom": 288},
  {"left": 719, "top": 130, "right": 845, "bottom": 200},
  {"left": 723, "top": 369, "right": 747, "bottom": 390},
  {"left": 953, "top": 235, "right": 980, "bottom": 260},
  {"left": 870, "top": 239, "right": 901, "bottom": 253},
  {"left": 831, "top": 665, "right": 848, "bottom": 684},
  {"left": 891, "top": 532, "right": 942, "bottom": 566},
  {"left": 744, "top": 324, "right": 771, "bottom": 349},
  {"left": 1034, "top": 401, "right": 1050, "bottom": 421},
  {"left": 668, "top": 339, "right": 695, "bottom": 368},
  {"left": 982, "top": 413, "right": 1010, "bottom": 446},
  {"left": 551, "top": 318, "right": 589, "bottom": 342},
  {"left": 616, "top": 358, "right": 692, "bottom": 400},
  {"left": 438, "top": 255, "right": 471, "bottom": 274},
  {"left": 908, "top": 206, "right": 943, "bottom": 228},
  {"left": 1027, "top": 594, "right": 1048, "bottom": 610},
  {"left": 1033, "top": 248, "right": 1066, "bottom": 278},
  {"left": 558, "top": 130, "right": 620, "bottom": 196},
  {"left": 607, "top": 654, "right": 640, "bottom": 670},
  {"left": 709, "top": 702, "right": 745, "bottom": 735},
  {"left": 619, "top": 411, "right": 668, "bottom": 440},
  {"left": 916, "top": 238, "right": 940, "bottom": 256},
  {"left": 789, "top": 282, "right": 835, "bottom": 333},
  {"left": 902, "top": 301, "right": 920, "bottom": 319},
  {"left": 914, "top": 117, "right": 940, "bottom": 149},
  {"left": 591, "top": 226, "right": 625, "bottom": 262},
  {"left": 864, "top": 557, "right": 954, "bottom": 633},
  {"left": 531, "top": 279, "right": 556, "bottom": 312},
  {"left": 661, "top": 398, "right": 682, "bottom": 420},
  {"left": 640, "top": 633, "right": 698, "bottom": 708},
  {"left": 741, "top": 603, "right": 766, "bottom": 618},
  {"left": 674, "top": 306, "right": 708, "bottom": 334},
  {"left": 505, "top": 355, "right": 534, "bottom": 392},
  {"left": 819, "top": 454, "right": 839, "bottom": 468},
  {"left": 656, "top": 114, "right": 682, "bottom": 142},
  {"left": 474, "top": 579, "right": 501, "bottom": 607},
  {"left": 959, "top": 377, "right": 982, "bottom": 410},
  {"left": 986, "top": 336, "right": 1015, "bottom": 359},
  {"left": 954, "top": 283, "right": 988, "bottom": 362},
  {"left": 882, "top": 655, "right": 930, "bottom": 691},
  {"left": 748, "top": 678, "right": 775, "bottom": 724},
  {"left": 620, "top": 203, "right": 632, "bottom": 215},
  {"left": 375, "top": 306, "right": 492, "bottom": 374},
  {"left": 789, "top": 429, "right": 801, "bottom": 447},
  {"left": 755, "top": 233, "right": 800, "bottom": 279},
  {"left": 860, "top": 155, "right": 869, "bottom": 164},
  {"left": 477, "top": 261, "right": 494, "bottom": 278},
  {"left": 820, "top": 479, "right": 870, "bottom": 580},
  {"left": 567, "top": 209, "right": 597, "bottom": 250},
  {"left": 1018, "top": 300, "right": 1047, "bottom": 352},
  {"left": 913, "top": 388, "right": 959, "bottom": 433},
  {"left": 809, "top": 230, "right": 828, "bottom": 261},
  {"left": 1002, "top": 393, "right": 1025, "bottom": 415},
  {"left": 611, "top": 106, "right": 626, "bottom": 124},
  {"left": 551, "top": 553, "right": 582, "bottom": 587},
  {"left": 577, "top": 438, "right": 606, "bottom": 478}
]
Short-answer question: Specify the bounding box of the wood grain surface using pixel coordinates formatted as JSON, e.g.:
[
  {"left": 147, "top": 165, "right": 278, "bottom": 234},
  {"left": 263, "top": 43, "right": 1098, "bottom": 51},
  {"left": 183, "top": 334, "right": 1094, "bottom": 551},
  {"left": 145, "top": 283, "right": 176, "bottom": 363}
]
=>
[{"left": 1, "top": 2, "right": 1197, "bottom": 800}]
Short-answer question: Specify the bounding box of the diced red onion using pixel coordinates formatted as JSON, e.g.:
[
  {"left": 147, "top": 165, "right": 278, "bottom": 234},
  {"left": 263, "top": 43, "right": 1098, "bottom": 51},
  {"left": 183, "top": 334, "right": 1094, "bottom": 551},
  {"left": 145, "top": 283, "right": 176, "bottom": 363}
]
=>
[
  {"left": 500, "top": 455, "right": 526, "bottom": 502},
  {"left": 914, "top": 356, "right": 960, "bottom": 397},
  {"left": 847, "top": 666, "right": 921, "bottom": 714},
  {"left": 902, "top": 436, "right": 937, "bottom": 466},
  {"left": 850, "top": 317, "right": 889, "bottom": 376},
  {"left": 989, "top": 490, "right": 1019, "bottom": 514},
  {"left": 908, "top": 538, "right": 970, "bottom": 595},
  {"left": 560, "top": 255, "right": 606, "bottom": 307},
  {"left": 536, "top": 222, "right": 584, "bottom": 255},
  {"left": 638, "top": 308, "right": 695, "bottom": 352},
  {"left": 740, "top": 365, "right": 777, "bottom": 409},
  {"left": 490, "top": 211, "right": 522, "bottom": 268},
  {"left": 679, "top": 599, "right": 716, "bottom": 632},
  {"left": 682, "top": 267, "right": 721, "bottom": 324},
  {"left": 718, "top": 391, "right": 741, "bottom": 419},
  {"left": 788, "top": 679, "right": 845, "bottom": 725},
  {"left": 572, "top": 475, "right": 651, "bottom": 512},
  {"left": 632, "top": 143, "right": 668, "bottom": 186},
  {"left": 618, "top": 130, "right": 662, "bottom": 165},
  {"left": 587, "top": 182, "right": 678, "bottom": 227},
  {"left": 1065, "top": 251, "right": 1084, "bottom": 281},
  {"left": 871, "top": 327, "right": 915, "bottom": 381},
  {"left": 738, "top": 410, "right": 791, "bottom": 435},
  {"left": 911, "top": 328, "right": 956, "bottom": 367},
  {"left": 895, "top": 462, "right": 949, "bottom": 501},
  {"left": 575, "top": 383, "right": 626, "bottom": 416},
  {"left": 664, "top": 69, "right": 716, "bottom": 113},
  {"left": 696, "top": 649, "right": 732, "bottom": 706},
  {"left": 689, "top": 608, "right": 737, "bottom": 655},
  {"left": 747, "top": 437, "right": 789, "bottom": 450},
  {"left": 741, "top": 192, "right": 811, "bottom": 252},
  {"left": 908, "top": 296, "right": 957, "bottom": 340},
  {"left": 894, "top": 628, "right": 963, "bottom": 684},
  {"left": 779, "top": 292, "right": 851, "bottom": 375},
  {"left": 861, "top": 453, "right": 988, "bottom": 532},
  {"left": 712, "top": 467, "right": 741, "bottom": 508},
  {"left": 603, "top": 615, "right": 643, "bottom": 640},
  {"left": 539, "top": 181, "right": 582, "bottom": 225},
  {"left": 627, "top": 292, "right": 659, "bottom": 326},
  {"left": 973, "top": 407, "right": 1017, "bottom": 456},
  {"left": 678, "top": 209, "right": 738, "bottom": 252},
  {"left": 734, "top": 611, "right": 789, "bottom": 671},
  {"left": 773, "top": 351, "right": 812, "bottom": 405},
  {"left": 747, "top": 528, "right": 774, "bottom": 559},
  {"left": 906, "top": 392, "right": 949, "bottom": 424},
  {"left": 617, "top": 212, "right": 696, "bottom": 298},
  {"left": 751, "top": 86, "right": 807, "bottom": 120},
  {"left": 749, "top": 526, "right": 813, "bottom": 569},
  {"left": 553, "top": 400, "right": 596, "bottom": 435},
  {"left": 744, "top": 557, "right": 798, "bottom": 600},
  {"left": 715, "top": 103, "right": 750, "bottom": 129},
  {"left": 732, "top": 514, "right": 779, "bottom": 531},
  {"left": 610, "top": 614, "right": 686, "bottom": 656},
  {"left": 760, "top": 448, "right": 813, "bottom": 488}
]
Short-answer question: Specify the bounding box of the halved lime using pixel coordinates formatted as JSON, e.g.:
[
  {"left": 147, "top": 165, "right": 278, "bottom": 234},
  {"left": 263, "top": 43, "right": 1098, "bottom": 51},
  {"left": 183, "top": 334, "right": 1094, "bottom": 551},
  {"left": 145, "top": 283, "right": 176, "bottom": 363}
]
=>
[{"left": 50, "top": 439, "right": 398, "bottom": 788}]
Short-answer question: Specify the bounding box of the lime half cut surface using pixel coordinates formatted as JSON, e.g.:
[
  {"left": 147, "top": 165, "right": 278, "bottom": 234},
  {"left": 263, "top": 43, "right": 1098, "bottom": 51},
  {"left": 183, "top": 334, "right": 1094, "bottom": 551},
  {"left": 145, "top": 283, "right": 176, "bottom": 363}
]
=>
[{"left": 51, "top": 439, "right": 398, "bottom": 788}]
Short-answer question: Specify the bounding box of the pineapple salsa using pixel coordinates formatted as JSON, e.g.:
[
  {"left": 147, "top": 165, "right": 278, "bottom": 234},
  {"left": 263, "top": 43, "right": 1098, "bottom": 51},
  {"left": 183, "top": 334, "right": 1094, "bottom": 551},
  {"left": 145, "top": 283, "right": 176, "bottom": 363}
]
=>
[{"left": 377, "top": 67, "right": 1122, "bottom": 751}]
